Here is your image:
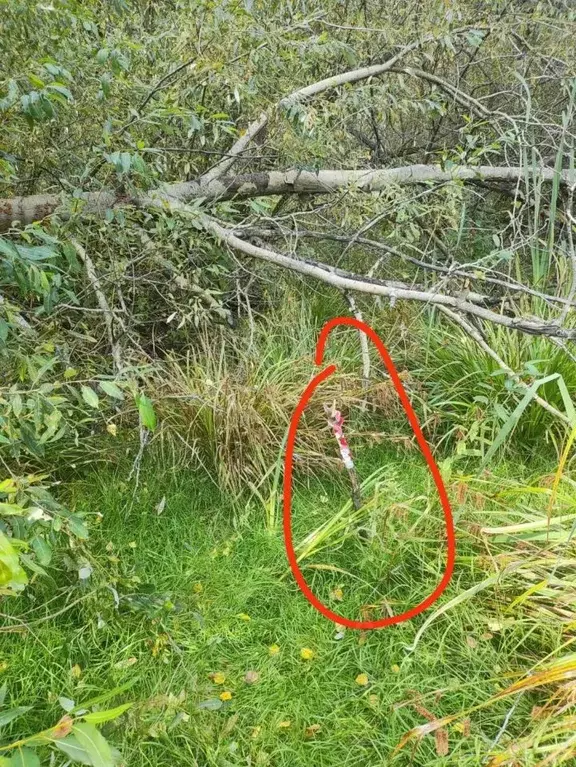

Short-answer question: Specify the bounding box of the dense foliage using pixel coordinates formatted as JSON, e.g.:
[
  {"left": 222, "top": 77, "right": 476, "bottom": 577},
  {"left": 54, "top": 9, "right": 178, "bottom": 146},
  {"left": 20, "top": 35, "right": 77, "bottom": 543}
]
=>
[{"left": 1, "top": 1, "right": 576, "bottom": 764}]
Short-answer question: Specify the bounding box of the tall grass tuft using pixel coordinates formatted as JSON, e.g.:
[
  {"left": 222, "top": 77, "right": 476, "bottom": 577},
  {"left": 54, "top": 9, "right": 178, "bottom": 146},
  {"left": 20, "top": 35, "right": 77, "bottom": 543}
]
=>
[
  {"left": 421, "top": 320, "right": 576, "bottom": 457},
  {"left": 151, "top": 302, "right": 372, "bottom": 491}
]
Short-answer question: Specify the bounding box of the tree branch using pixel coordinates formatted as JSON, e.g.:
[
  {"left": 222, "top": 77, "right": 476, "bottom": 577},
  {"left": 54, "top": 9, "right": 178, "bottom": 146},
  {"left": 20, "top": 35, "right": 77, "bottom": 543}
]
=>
[
  {"left": 2, "top": 165, "right": 574, "bottom": 231},
  {"left": 72, "top": 240, "right": 124, "bottom": 373},
  {"left": 251, "top": 226, "right": 575, "bottom": 307},
  {"left": 200, "top": 216, "right": 576, "bottom": 340},
  {"left": 199, "top": 112, "right": 268, "bottom": 183}
]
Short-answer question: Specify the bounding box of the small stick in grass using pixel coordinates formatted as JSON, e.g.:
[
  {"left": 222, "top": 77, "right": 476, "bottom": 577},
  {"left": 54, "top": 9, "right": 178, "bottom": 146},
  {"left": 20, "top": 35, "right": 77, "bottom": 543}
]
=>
[{"left": 324, "top": 401, "right": 362, "bottom": 510}]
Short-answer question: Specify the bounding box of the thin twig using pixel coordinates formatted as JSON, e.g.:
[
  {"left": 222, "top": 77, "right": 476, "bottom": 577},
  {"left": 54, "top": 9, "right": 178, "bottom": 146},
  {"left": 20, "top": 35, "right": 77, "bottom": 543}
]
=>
[
  {"left": 559, "top": 184, "right": 576, "bottom": 325},
  {"left": 72, "top": 240, "right": 124, "bottom": 373},
  {"left": 344, "top": 291, "right": 370, "bottom": 408}
]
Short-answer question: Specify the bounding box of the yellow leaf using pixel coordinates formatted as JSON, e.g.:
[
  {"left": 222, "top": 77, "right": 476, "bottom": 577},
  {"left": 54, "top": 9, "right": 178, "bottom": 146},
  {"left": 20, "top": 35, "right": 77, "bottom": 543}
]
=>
[
  {"left": 212, "top": 672, "right": 226, "bottom": 685},
  {"left": 51, "top": 715, "right": 73, "bottom": 739},
  {"left": 330, "top": 587, "right": 344, "bottom": 602},
  {"left": 268, "top": 644, "right": 280, "bottom": 656},
  {"left": 219, "top": 690, "right": 232, "bottom": 701},
  {"left": 193, "top": 582, "right": 203, "bottom": 594},
  {"left": 106, "top": 423, "right": 117, "bottom": 437},
  {"left": 300, "top": 647, "right": 315, "bottom": 660},
  {"left": 355, "top": 673, "right": 369, "bottom": 686},
  {"left": 278, "top": 720, "right": 291, "bottom": 728},
  {"left": 237, "top": 613, "right": 251, "bottom": 621},
  {"left": 391, "top": 664, "right": 400, "bottom": 674},
  {"left": 0, "top": 479, "right": 17, "bottom": 493},
  {"left": 71, "top": 664, "right": 82, "bottom": 679},
  {"left": 305, "top": 723, "right": 321, "bottom": 737}
]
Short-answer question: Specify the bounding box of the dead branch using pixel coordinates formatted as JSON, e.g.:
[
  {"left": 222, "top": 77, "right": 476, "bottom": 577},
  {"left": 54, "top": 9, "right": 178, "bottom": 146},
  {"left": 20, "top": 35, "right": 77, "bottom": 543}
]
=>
[
  {"left": 200, "top": 216, "right": 576, "bottom": 340},
  {"left": 72, "top": 240, "right": 124, "bottom": 373},
  {"left": 2, "top": 164, "right": 574, "bottom": 232},
  {"left": 250, "top": 226, "right": 575, "bottom": 308}
]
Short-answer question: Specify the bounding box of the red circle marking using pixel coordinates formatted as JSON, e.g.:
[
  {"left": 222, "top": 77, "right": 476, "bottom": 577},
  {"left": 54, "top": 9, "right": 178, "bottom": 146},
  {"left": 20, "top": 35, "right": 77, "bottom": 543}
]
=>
[{"left": 283, "top": 316, "right": 455, "bottom": 629}]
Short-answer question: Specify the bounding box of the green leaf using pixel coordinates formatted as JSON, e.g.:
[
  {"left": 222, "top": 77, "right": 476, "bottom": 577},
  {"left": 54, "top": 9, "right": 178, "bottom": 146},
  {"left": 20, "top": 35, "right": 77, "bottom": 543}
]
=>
[
  {"left": 71, "top": 680, "right": 136, "bottom": 714},
  {"left": 120, "top": 153, "right": 131, "bottom": 174},
  {"left": 0, "top": 502, "right": 26, "bottom": 516},
  {"left": 99, "top": 381, "right": 124, "bottom": 400},
  {"left": 68, "top": 516, "right": 89, "bottom": 540},
  {"left": 11, "top": 393, "right": 22, "bottom": 418},
  {"left": 19, "top": 423, "right": 44, "bottom": 458},
  {"left": 0, "top": 239, "right": 55, "bottom": 262},
  {"left": 136, "top": 394, "right": 156, "bottom": 431},
  {"left": 46, "top": 84, "right": 73, "bottom": 101},
  {"left": 81, "top": 703, "right": 132, "bottom": 724},
  {"left": 556, "top": 375, "right": 576, "bottom": 425},
  {"left": 59, "top": 697, "right": 75, "bottom": 712},
  {"left": 10, "top": 747, "right": 40, "bottom": 766},
  {"left": 72, "top": 722, "right": 115, "bottom": 767},
  {"left": 19, "top": 554, "right": 47, "bottom": 577},
  {"left": 31, "top": 535, "right": 52, "bottom": 566},
  {"left": 198, "top": 698, "right": 222, "bottom": 710},
  {"left": 43, "top": 63, "right": 61, "bottom": 76},
  {"left": 0, "top": 531, "right": 28, "bottom": 591},
  {"left": 81, "top": 386, "right": 100, "bottom": 409},
  {"left": 0, "top": 706, "right": 32, "bottom": 727},
  {"left": 53, "top": 734, "right": 93, "bottom": 765}
]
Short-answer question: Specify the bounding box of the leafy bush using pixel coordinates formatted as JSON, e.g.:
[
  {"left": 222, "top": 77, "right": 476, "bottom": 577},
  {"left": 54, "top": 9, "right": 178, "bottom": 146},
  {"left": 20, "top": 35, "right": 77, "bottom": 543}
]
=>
[
  {"left": 0, "top": 683, "right": 129, "bottom": 766},
  {"left": 0, "top": 473, "right": 90, "bottom": 595}
]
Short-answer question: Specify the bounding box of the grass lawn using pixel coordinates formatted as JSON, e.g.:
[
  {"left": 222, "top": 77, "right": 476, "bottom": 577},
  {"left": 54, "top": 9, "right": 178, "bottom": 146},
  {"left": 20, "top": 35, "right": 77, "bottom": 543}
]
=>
[{"left": 0, "top": 449, "right": 568, "bottom": 766}]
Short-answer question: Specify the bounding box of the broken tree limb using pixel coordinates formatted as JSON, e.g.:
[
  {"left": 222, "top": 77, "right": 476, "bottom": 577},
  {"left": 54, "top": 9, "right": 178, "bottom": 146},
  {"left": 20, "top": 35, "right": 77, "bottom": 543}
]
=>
[
  {"left": 279, "top": 36, "right": 425, "bottom": 110},
  {"left": 200, "top": 215, "right": 576, "bottom": 341},
  {"left": 250, "top": 226, "right": 575, "bottom": 308},
  {"left": 2, "top": 164, "right": 574, "bottom": 231}
]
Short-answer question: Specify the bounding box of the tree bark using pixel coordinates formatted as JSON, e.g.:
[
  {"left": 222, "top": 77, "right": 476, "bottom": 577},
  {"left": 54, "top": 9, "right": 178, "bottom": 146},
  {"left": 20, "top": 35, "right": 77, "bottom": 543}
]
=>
[{"left": 1, "top": 165, "right": 573, "bottom": 231}]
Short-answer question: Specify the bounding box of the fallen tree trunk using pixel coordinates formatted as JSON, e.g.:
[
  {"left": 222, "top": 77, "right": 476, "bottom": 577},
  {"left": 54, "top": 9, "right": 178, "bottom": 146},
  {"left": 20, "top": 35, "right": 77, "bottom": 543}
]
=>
[{"left": 1, "top": 164, "right": 574, "bottom": 231}]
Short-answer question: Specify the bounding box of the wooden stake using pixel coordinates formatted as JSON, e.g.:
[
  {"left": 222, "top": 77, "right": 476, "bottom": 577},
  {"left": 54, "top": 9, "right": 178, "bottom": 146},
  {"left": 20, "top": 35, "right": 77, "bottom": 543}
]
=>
[{"left": 323, "top": 401, "right": 362, "bottom": 510}]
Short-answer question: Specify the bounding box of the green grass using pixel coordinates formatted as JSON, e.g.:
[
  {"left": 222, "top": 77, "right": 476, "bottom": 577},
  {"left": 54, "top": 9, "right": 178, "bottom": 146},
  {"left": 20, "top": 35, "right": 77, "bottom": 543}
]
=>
[{"left": 0, "top": 450, "right": 570, "bottom": 766}]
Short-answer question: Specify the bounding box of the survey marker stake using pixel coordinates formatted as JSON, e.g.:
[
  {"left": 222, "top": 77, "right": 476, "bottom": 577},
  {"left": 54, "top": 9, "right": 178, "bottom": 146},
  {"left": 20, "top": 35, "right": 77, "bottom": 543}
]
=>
[{"left": 324, "top": 401, "right": 362, "bottom": 511}]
